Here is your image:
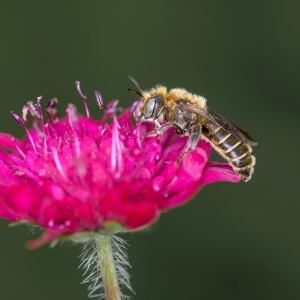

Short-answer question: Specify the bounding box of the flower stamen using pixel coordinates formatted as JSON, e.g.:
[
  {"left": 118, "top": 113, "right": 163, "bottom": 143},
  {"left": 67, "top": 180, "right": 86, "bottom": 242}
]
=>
[
  {"left": 46, "top": 98, "right": 59, "bottom": 124},
  {"left": 26, "top": 100, "right": 41, "bottom": 119},
  {"left": 111, "top": 115, "right": 123, "bottom": 177},
  {"left": 36, "top": 96, "right": 46, "bottom": 133},
  {"left": 76, "top": 81, "right": 90, "bottom": 118},
  {"left": 95, "top": 90, "right": 107, "bottom": 110},
  {"left": 134, "top": 122, "right": 142, "bottom": 149},
  {"left": 130, "top": 99, "right": 142, "bottom": 121},
  {"left": 11, "top": 112, "right": 37, "bottom": 153},
  {"left": 11, "top": 137, "right": 26, "bottom": 159},
  {"left": 52, "top": 147, "right": 68, "bottom": 181},
  {"left": 66, "top": 104, "right": 78, "bottom": 128}
]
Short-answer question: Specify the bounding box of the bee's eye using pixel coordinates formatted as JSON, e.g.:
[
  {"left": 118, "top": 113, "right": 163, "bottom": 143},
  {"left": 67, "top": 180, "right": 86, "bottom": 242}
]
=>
[{"left": 144, "top": 98, "right": 156, "bottom": 119}]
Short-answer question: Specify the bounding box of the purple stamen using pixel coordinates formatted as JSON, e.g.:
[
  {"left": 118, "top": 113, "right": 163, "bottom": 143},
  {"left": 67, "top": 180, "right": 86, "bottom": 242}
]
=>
[
  {"left": 11, "top": 112, "right": 37, "bottom": 153},
  {"left": 36, "top": 96, "right": 45, "bottom": 130},
  {"left": 95, "top": 90, "right": 107, "bottom": 110},
  {"left": 27, "top": 101, "right": 41, "bottom": 119},
  {"left": 130, "top": 100, "right": 142, "bottom": 121},
  {"left": 22, "top": 106, "right": 29, "bottom": 121},
  {"left": 46, "top": 98, "right": 59, "bottom": 123},
  {"left": 105, "top": 100, "right": 123, "bottom": 115},
  {"left": 47, "top": 98, "right": 58, "bottom": 109},
  {"left": 100, "top": 100, "right": 119, "bottom": 124},
  {"left": 76, "top": 81, "right": 90, "bottom": 118},
  {"left": 66, "top": 104, "right": 78, "bottom": 128},
  {"left": 11, "top": 111, "right": 26, "bottom": 127}
]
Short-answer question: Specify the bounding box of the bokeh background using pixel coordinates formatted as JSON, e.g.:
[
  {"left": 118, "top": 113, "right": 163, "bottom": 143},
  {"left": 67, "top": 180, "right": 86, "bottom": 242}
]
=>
[{"left": 0, "top": 1, "right": 299, "bottom": 299}]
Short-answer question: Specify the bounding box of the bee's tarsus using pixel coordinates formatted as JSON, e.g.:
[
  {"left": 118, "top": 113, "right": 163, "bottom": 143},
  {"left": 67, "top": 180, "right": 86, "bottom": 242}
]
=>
[
  {"left": 147, "top": 131, "right": 158, "bottom": 137},
  {"left": 176, "top": 148, "right": 192, "bottom": 167}
]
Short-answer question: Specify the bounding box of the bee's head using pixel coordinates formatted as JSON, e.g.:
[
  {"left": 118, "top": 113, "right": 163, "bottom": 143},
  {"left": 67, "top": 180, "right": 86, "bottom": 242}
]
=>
[
  {"left": 139, "top": 94, "right": 164, "bottom": 121},
  {"left": 128, "top": 84, "right": 167, "bottom": 122}
]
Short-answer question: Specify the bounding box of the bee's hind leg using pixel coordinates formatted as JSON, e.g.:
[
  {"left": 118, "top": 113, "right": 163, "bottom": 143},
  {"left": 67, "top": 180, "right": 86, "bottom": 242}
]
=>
[
  {"left": 189, "top": 124, "right": 202, "bottom": 151},
  {"left": 176, "top": 125, "right": 202, "bottom": 164},
  {"left": 147, "top": 122, "right": 173, "bottom": 137}
]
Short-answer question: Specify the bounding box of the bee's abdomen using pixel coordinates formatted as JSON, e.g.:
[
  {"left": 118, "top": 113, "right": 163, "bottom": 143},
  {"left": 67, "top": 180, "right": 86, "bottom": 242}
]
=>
[{"left": 203, "top": 123, "right": 255, "bottom": 182}]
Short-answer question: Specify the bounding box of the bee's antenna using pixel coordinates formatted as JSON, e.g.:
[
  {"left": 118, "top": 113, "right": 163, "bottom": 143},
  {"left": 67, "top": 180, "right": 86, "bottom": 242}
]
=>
[
  {"left": 128, "top": 75, "right": 143, "bottom": 94},
  {"left": 127, "top": 88, "right": 143, "bottom": 98}
]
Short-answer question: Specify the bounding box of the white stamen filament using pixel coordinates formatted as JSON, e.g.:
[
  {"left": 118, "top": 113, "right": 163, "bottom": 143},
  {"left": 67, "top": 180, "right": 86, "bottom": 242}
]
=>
[
  {"left": 111, "top": 126, "right": 117, "bottom": 173},
  {"left": 66, "top": 104, "right": 78, "bottom": 129},
  {"left": 74, "top": 136, "right": 81, "bottom": 158},
  {"left": 24, "top": 127, "right": 37, "bottom": 153},
  {"left": 135, "top": 122, "right": 142, "bottom": 149},
  {"left": 76, "top": 81, "right": 90, "bottom": 118},
  {"left": 11, "top": 137, "right": 26, "bottom": 159},
  {"left": 52, "top": 147, "right": 68, "bottom": 181},
  {"left": 111, "top": 116, "right": 123, "bottom": 176},
  {"left": 22, "top": 106, "right": 29, "bottom": 121},
  {"left": 43, "top": 138, "right": 48, "bottom": 156},
  {"left": 36, "top": 96, "right": 47, "bottom": 138}
]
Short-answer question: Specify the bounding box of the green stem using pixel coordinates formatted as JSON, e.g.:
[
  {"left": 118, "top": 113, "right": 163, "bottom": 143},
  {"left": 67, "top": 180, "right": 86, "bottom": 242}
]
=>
[{"left": 96, "top": 235, "right": 121, "bottom": 300}]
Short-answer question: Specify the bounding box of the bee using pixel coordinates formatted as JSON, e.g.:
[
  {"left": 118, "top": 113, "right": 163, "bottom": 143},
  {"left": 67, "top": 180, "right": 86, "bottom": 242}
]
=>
[{"left": 128, "top": 79, "right": 257, "bottom": 182}]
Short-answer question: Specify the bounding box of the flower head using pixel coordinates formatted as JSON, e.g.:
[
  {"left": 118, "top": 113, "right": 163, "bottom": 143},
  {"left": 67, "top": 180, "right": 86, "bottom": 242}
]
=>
[{"left": 0, "top": 82, "right": 239, "bottom": 248}]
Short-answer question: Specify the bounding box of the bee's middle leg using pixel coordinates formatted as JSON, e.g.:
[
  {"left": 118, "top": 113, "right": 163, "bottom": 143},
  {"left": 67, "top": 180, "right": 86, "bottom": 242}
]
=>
[{"left": 177, "top": 125, "right": 202, "bottom": 163}]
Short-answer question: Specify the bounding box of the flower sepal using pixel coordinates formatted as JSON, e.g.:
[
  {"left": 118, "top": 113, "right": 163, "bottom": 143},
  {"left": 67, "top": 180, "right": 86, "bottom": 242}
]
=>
[
  {"left": 26, "top": 221, "right": 132, "bottom": 249},
  {"left": 67, "top": 221, "right": 129, "bottom": 243},
  {"left": 8, "top": 220, "right": 32, "bottom": 227}
]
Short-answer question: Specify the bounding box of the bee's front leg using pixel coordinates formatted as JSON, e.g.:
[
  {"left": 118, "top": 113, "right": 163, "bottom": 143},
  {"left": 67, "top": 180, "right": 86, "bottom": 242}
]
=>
[
  {"left": 147, "top": 122, "right": 173, "bottom": 137},
  {"left": 147, "top": 107, "right": 170, "bottom": 137}
]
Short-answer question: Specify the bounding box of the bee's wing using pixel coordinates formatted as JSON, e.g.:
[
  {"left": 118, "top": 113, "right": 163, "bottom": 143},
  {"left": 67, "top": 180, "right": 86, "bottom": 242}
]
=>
[{"left": 177, "top": 100, "right": 258, "bottom": 146}]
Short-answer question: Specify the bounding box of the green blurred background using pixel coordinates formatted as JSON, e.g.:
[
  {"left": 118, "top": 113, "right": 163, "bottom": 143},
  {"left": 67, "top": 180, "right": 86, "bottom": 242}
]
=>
[{"left": 0, "top": 1, "right": 299, "bottom": 299}]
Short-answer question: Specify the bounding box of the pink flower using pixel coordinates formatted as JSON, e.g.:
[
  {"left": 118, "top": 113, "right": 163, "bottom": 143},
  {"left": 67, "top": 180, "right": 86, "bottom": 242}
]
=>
[{"left": 0, "top": 83, "right": 239, "bottom": 248}]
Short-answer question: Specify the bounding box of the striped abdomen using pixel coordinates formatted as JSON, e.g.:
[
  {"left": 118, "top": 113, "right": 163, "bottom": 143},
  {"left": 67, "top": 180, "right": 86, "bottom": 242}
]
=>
[{"left": 202, "top": 121, "right": 255, "bottom": 182}]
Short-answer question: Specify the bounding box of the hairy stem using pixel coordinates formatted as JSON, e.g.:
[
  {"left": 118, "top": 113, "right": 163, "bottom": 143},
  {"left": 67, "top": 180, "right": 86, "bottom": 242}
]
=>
[{"left": 96, "top": 235, "right": 121, "bottom": 300}]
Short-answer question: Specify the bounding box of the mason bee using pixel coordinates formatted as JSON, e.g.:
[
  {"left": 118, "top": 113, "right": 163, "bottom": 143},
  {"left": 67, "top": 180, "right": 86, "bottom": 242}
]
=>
[{"left": 128, "top": 80, "right": 257, "bottom": 182}]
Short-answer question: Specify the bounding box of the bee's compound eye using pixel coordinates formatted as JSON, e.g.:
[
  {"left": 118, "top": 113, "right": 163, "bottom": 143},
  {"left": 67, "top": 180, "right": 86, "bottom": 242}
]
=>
[{"left": 144, "top": 97, "right": 156, "bottom": 119}]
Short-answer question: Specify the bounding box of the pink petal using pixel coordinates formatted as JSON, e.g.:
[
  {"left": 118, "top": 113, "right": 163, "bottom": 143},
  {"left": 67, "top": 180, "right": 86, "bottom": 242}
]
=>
[{"left": 200, "top": 162, "right": 240, "bottom": 185}]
